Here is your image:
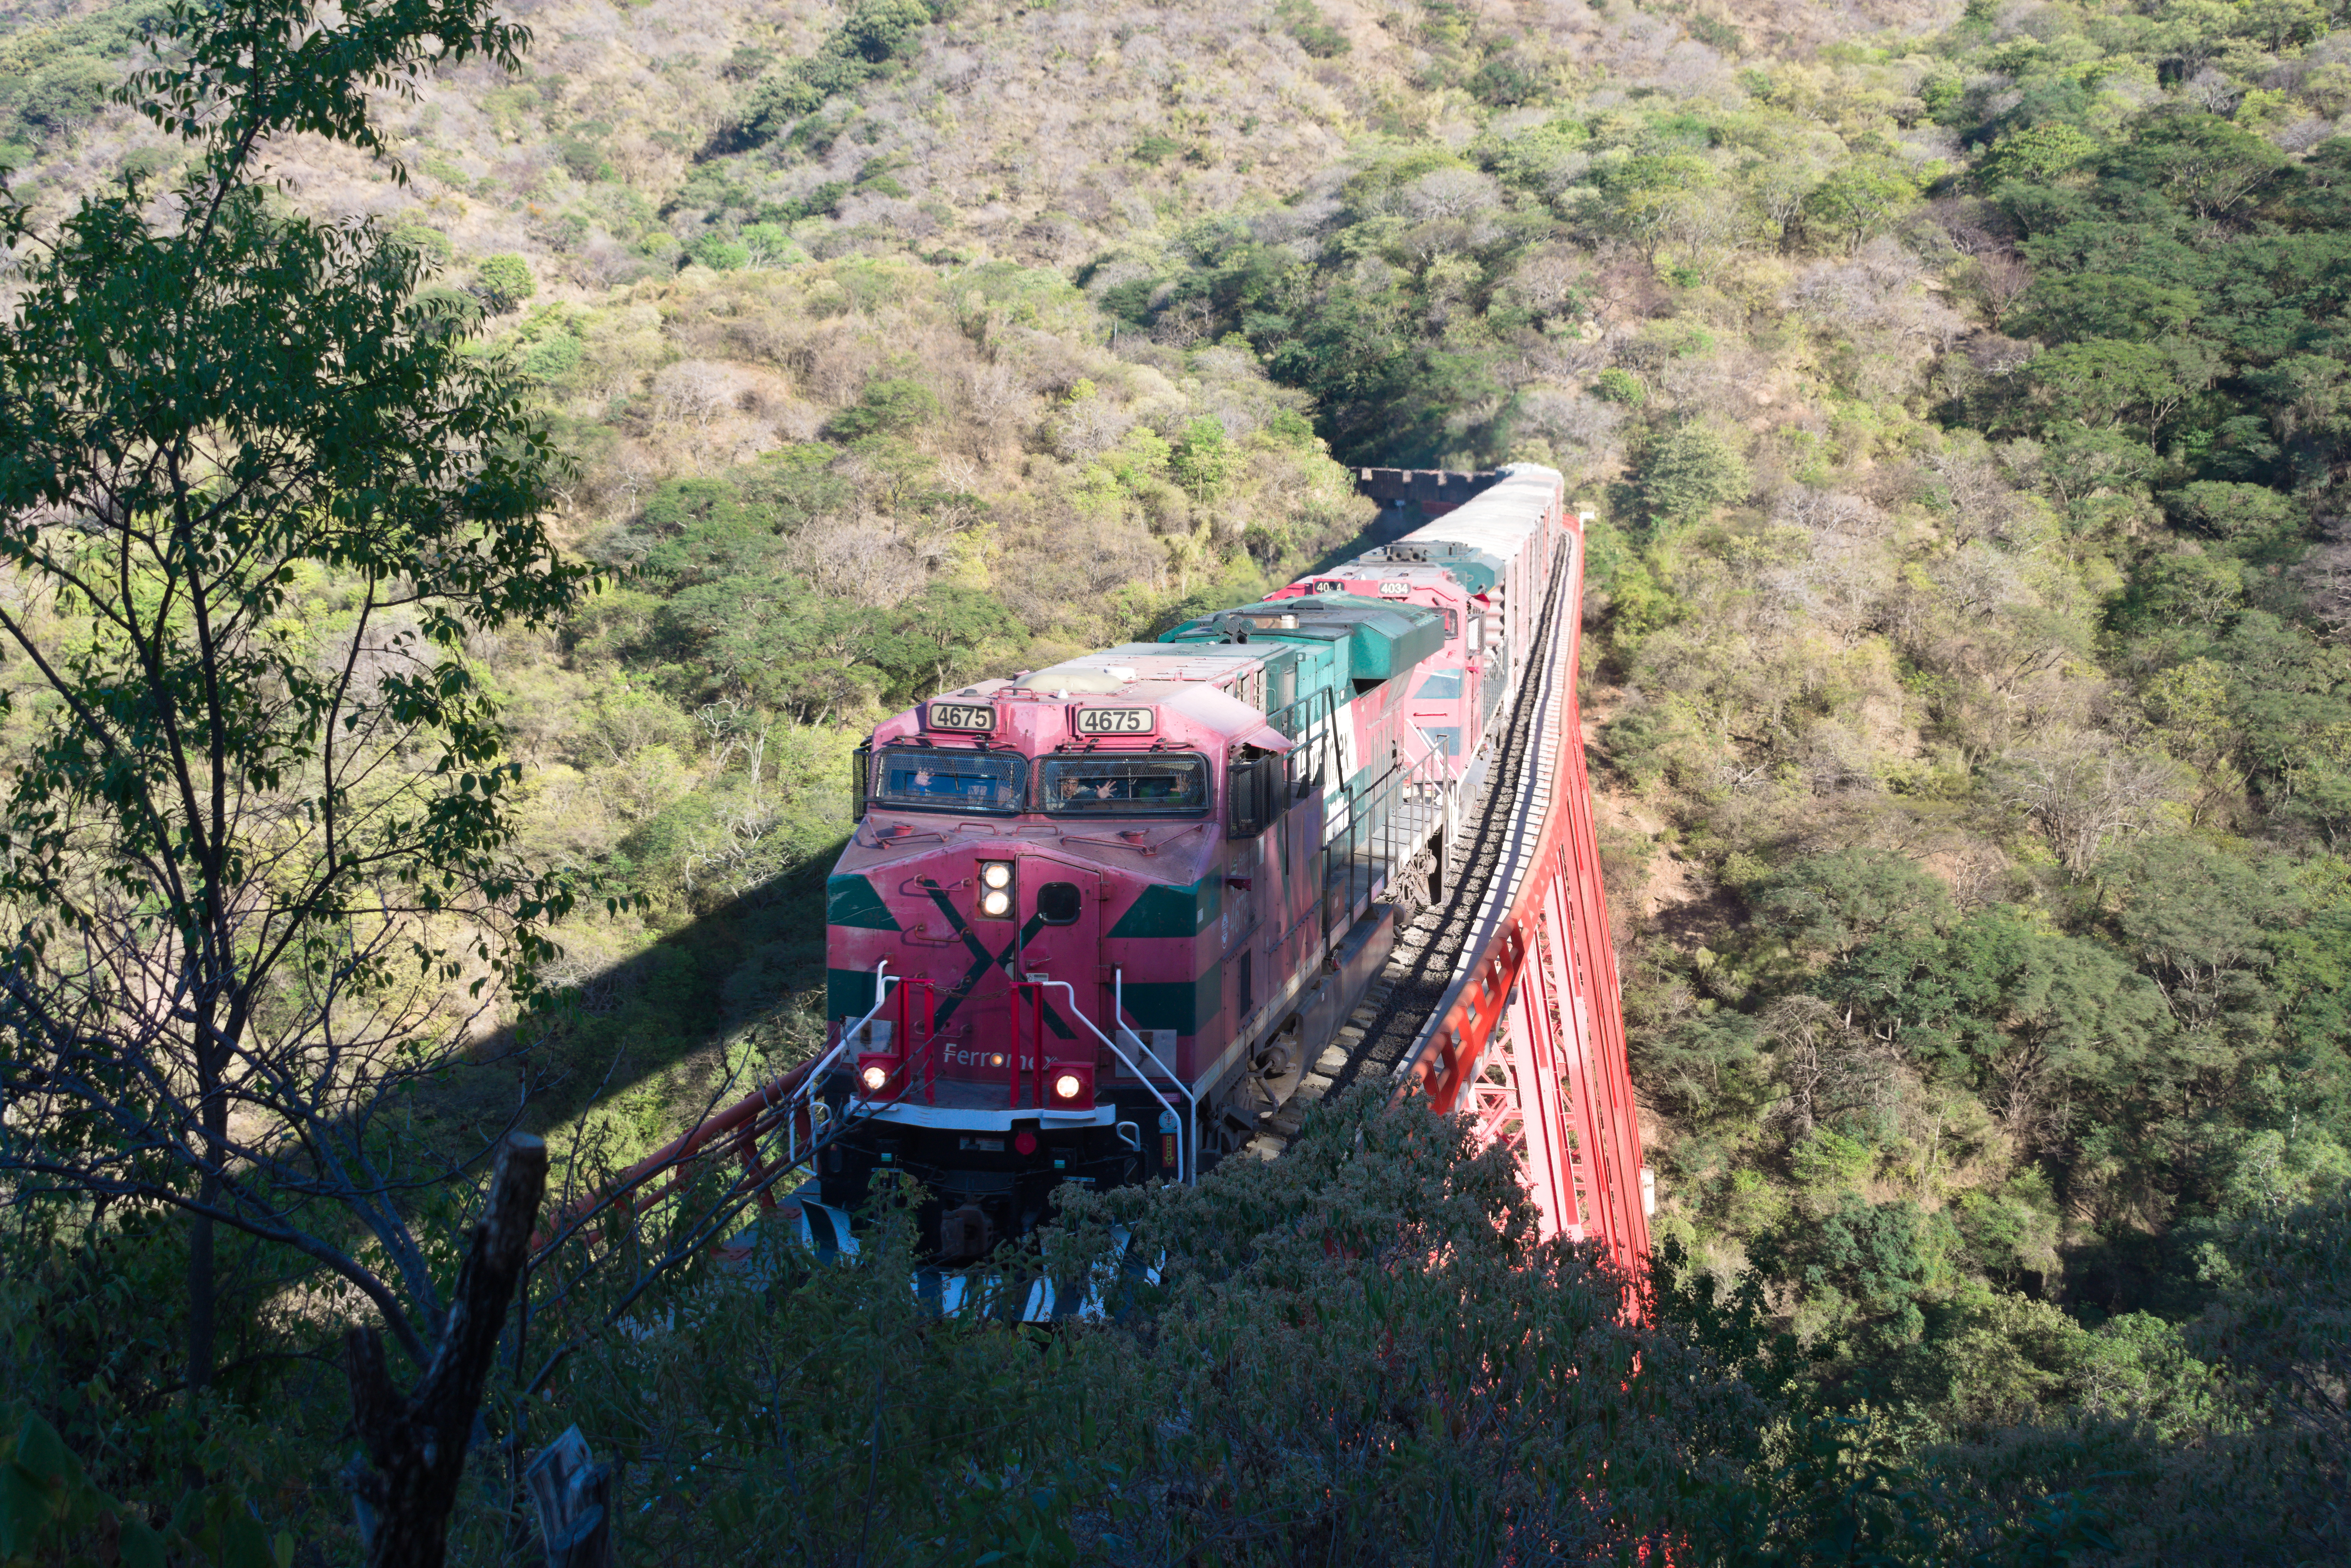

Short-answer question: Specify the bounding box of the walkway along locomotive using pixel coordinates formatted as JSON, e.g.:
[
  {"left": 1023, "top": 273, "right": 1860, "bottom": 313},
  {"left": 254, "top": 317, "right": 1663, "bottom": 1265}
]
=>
[{"left": 814, "top": 466, "right": 1576, "bottom": 1261}]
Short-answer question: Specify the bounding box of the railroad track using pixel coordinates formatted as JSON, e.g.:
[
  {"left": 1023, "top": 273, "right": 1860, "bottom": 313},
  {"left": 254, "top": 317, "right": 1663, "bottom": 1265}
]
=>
[{"left": 1241, "top": 538, "right": 1576, "bottom": 1158}]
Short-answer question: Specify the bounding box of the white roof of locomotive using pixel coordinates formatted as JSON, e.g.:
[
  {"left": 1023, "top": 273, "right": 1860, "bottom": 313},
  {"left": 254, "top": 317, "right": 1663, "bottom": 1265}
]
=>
[{"left": 1393, "top": 464, "right": 1563, "bottom": 559}]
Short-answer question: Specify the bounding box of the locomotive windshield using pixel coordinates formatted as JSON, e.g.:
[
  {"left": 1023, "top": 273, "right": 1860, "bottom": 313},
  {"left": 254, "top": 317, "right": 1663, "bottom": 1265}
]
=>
[
  {"left": 872, "top": 747, "right": 1027, "bottom": 813},
  {"left": 1040, "top": 755, "right": 1209, "bottom": 814}
]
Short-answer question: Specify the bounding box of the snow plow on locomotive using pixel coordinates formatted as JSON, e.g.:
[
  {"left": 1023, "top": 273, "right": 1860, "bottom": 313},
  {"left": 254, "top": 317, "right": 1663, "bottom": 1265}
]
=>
[{"left": 813, "top": 465, "right": 1574, "bottom": 1261}]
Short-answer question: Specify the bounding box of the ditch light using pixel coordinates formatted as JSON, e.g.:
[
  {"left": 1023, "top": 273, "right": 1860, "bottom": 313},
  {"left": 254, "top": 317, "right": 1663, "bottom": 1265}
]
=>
[
  {"left": 856, "top": 1054, "right": 902, "bottom": 1099},
  {"left": 1046, "top": 1061, "right": 1094, "bottom": 1109}
]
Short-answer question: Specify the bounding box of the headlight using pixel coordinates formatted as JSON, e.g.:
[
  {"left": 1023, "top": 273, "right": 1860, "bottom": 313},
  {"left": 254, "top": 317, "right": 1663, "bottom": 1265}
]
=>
[
  {"left": 1052, "top": 1072, "right": 1085, "bottom": 1102},
  {"left": 976, "top": 860, "right": 1015, "bottom": 918},
  {"left": 859, "top": 1063, "right": 890, "bottom": 1093}
]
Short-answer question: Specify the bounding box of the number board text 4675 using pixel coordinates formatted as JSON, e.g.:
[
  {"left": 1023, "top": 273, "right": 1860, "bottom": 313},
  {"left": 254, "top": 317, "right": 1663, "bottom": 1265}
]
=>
[
  {"left": 1073, "top": 707, "right": 1154, "bottom": 736},
  {"left": 925, "top": 701, "right": 995, "bottom": 732}
]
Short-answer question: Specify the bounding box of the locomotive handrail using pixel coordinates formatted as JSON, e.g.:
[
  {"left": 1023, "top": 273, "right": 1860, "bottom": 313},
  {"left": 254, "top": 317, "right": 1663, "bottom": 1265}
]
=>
[
  {"left": 836, "top": 958, "right": 900, "bottom": 1054},
  {"left": 1022, "top": 973, "right": 1195, "bottom": 1185}
]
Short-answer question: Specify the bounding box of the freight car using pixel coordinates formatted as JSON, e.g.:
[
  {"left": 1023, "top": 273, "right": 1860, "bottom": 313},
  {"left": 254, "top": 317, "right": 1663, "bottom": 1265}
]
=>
[{"left": 814, "top": 465, "right": 1573, "bottom": 1259}]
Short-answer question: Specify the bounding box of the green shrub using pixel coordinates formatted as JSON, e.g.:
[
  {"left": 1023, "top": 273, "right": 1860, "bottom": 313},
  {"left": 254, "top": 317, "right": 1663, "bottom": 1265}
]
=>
[
  {"left": 689, "top": 234, "right": 751, "bottom": 271},
  {"left": 1594, "top": 367, "right": 1646, "bottom": 405},
  {"left": 1790, "top": 1126, "right": 1874, "bottom": 1189},
  {"left": 1171, "top": 415, "right": 1240, "bottom": 502},
  {"left": 824, "top": 376, "right": 941, "bottom": 440},
  {"left": 11, "top": 57, "right": 114, "bottom": 142},
  {"left": 554, "top": 132, "right": 611, "bottom": 182},
  {"left": 521, "top": 331, "right": 583, "bottom": 380},
  {"left": 740, "top": 222, "right": 810, "bottom": 268},
  {"left": 388, "top": 221, "right": 452, "bottom": 267},
  {"left": 1264, "top": 406, "right": 1318, "bottom": 448},
  {"left": 118, "top": 146, "right": 174, "bottom": 185},
  {"left": 471, "top": 252, "right": 535, "bottom": 312},
  {"left": 1642, "top": 423, "right": 1750, "bottom": 523},
  {"left": 409, "top": 283, "right": 484, "bottom": 339},
  {"left": 2160, "top": 480, "right": 2302, "bottom": 546},
  {"left": 1468, "top": 51, "right": 1547, "bottom": 107}
]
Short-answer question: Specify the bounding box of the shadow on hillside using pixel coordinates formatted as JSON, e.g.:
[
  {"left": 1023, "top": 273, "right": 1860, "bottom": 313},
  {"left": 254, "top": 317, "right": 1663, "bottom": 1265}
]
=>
[{"left": 421, "top": 852, "right": 841, "bottom": 1164}]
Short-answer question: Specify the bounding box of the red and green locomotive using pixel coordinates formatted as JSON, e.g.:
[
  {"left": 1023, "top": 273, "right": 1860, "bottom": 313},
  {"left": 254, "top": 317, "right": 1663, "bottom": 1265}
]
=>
[{"left": 815, "top": 465, "right": 1575, "bottom": 1258}]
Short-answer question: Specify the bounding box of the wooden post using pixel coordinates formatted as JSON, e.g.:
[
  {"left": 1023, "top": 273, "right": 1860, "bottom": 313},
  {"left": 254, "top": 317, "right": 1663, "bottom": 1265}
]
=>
[{"left": 345, "top": 1134, "right": 549, "bottom": 1568}]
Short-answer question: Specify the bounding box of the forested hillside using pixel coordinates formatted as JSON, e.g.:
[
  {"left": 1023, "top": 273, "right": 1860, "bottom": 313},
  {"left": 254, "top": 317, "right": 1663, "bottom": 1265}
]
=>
[{"left": 2, "top": 0, "right": 2348, "bottom": 1558}]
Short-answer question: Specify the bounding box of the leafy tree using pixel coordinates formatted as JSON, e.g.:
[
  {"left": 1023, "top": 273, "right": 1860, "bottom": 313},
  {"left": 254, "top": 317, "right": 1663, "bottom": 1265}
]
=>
[
  {"left": 864, "top": 583, "right": 1021, "bottom": 706},
  {"left": 2035, "top": 424, "right": 2160, "bottom": 509},
  {"left": 2191, "top": 1189, "right": 2351, "bottom": 1469},
  {"left": 1594, "top": 367, "right": 1645, "bottom": 405},
  {"left": 1798, "top": 158, "right": 1918, "bottom": 253},
  {"left": 1276, "top": 0, "right": 1349, "bottom": 57},
  {"left": 2094, "top": 836, "right": 2283, "bottom": 982},
  {"left": 1573, "top": 152, "right": 1711, "bottom": 260},
  {"left": 1642, "top": 423, "right": 1751, "bottom": 524},
  {"left": 690, "top": 232, "right": 750, "bottom": 271},
  {"left": 2267, "top": 889, "right": 2351, "bottom": 1051},
  {"left": 1750, "top": 1192, "right": 1950, "bottom": 1333},
  {"left": 2099, "top": 110, "right": 2285, "bottom": 221},
  {"left": 1170, "top": 414, "right": 1241, "bottom": 502},
  {"left": 1825, "top": 908, "right": 2171, "bottom": 1125},
  {"left": 2010, "top": 272, "right": 2201, "bottom": 342},
  {"left": 728, "top": 0, "right": 938, "bottom": 149},
  {"left": 1635, "top": 1010, "right": 1765, "bottom": 1121},
  {"left": 0, "top": 0, "right": 590, "bottom": 1404},
  {"left": 1977, "top": 122, "right": 2099, "bottom": 189},
  {"left": 2160, "top": 480, "right": 2301, "bottom": 546},
  {"left": 2025, "top": 338, "right": 2207, "bottom": 435},
  {"left": 9, "top": 56, "right": 115, "bottom": 143},
  {"left": 824, "top": 376, "right": 941, "bottom": 440},
  {"left": 1751, "top": 848, "right": 1953, "bottom": 960},
  {"left": 2124, "top": 549, "right": 2248, "bottom": 632},
  {"left": 553, "top": 129, "right": 611, "bottom": 182},
  {"left": 471, "top": 249, "right": 535, "bottom": 311}
]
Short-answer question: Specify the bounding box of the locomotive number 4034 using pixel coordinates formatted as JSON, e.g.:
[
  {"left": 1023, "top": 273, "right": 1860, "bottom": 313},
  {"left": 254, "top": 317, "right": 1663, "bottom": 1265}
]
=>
[
  {"left": 925, "top": 701, "right": 995, "bottom": 732},
  {"left": 1074, "top": 706, "right": 1154, "bottom": 735}
]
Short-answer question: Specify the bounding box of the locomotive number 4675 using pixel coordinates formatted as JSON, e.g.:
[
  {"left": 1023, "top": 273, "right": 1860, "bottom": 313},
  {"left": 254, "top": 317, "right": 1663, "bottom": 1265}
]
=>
[
  {"left": 926, "top": 702, "right": 995, "bottom": 732},
  {"left": 1074, "top": 706, "right": 1154, "bottom": 735}
]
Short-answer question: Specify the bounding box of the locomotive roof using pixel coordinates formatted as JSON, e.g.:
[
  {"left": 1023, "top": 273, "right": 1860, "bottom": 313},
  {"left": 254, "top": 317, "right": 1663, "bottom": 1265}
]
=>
[
  {"left": 915, "top": 652, "right": 1291, "bottom": 752},
  {"left": 1006, "top": 646, "right": 1258, "bottom": 692},
  {"left": 1389, "top": 463, "right": 1564, "bottom": 572},
  {"left": 1156, "top": 592, "right": 1446, "bottom": 683},
  {"left": 1288, "top": 559, "right": 1477, "bottom": 600},
  {"left": 1346, "top": 544, "right": 1505, "bottom": 595}
]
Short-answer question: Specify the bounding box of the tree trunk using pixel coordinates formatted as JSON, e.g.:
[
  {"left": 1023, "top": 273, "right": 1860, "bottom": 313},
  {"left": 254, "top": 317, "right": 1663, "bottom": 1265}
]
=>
[
  {"left": 186, "top": 1199, "right": 215, "bottom": 1401},
  {"left": 346, "top": 1135, "right": 548, "bottom": 1568},
  {"left": 186, "top": 1047, "right": 227, "bottom": 1403}
]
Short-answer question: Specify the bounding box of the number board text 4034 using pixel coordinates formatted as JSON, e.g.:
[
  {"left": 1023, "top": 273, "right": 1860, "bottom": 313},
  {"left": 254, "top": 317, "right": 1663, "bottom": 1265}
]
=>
[
  {"left": 925, "top": 701, "right": 995, "bottom": 732},
  {"left": 1073, "top": 706, "right": 1154, "bottom": 736}
]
